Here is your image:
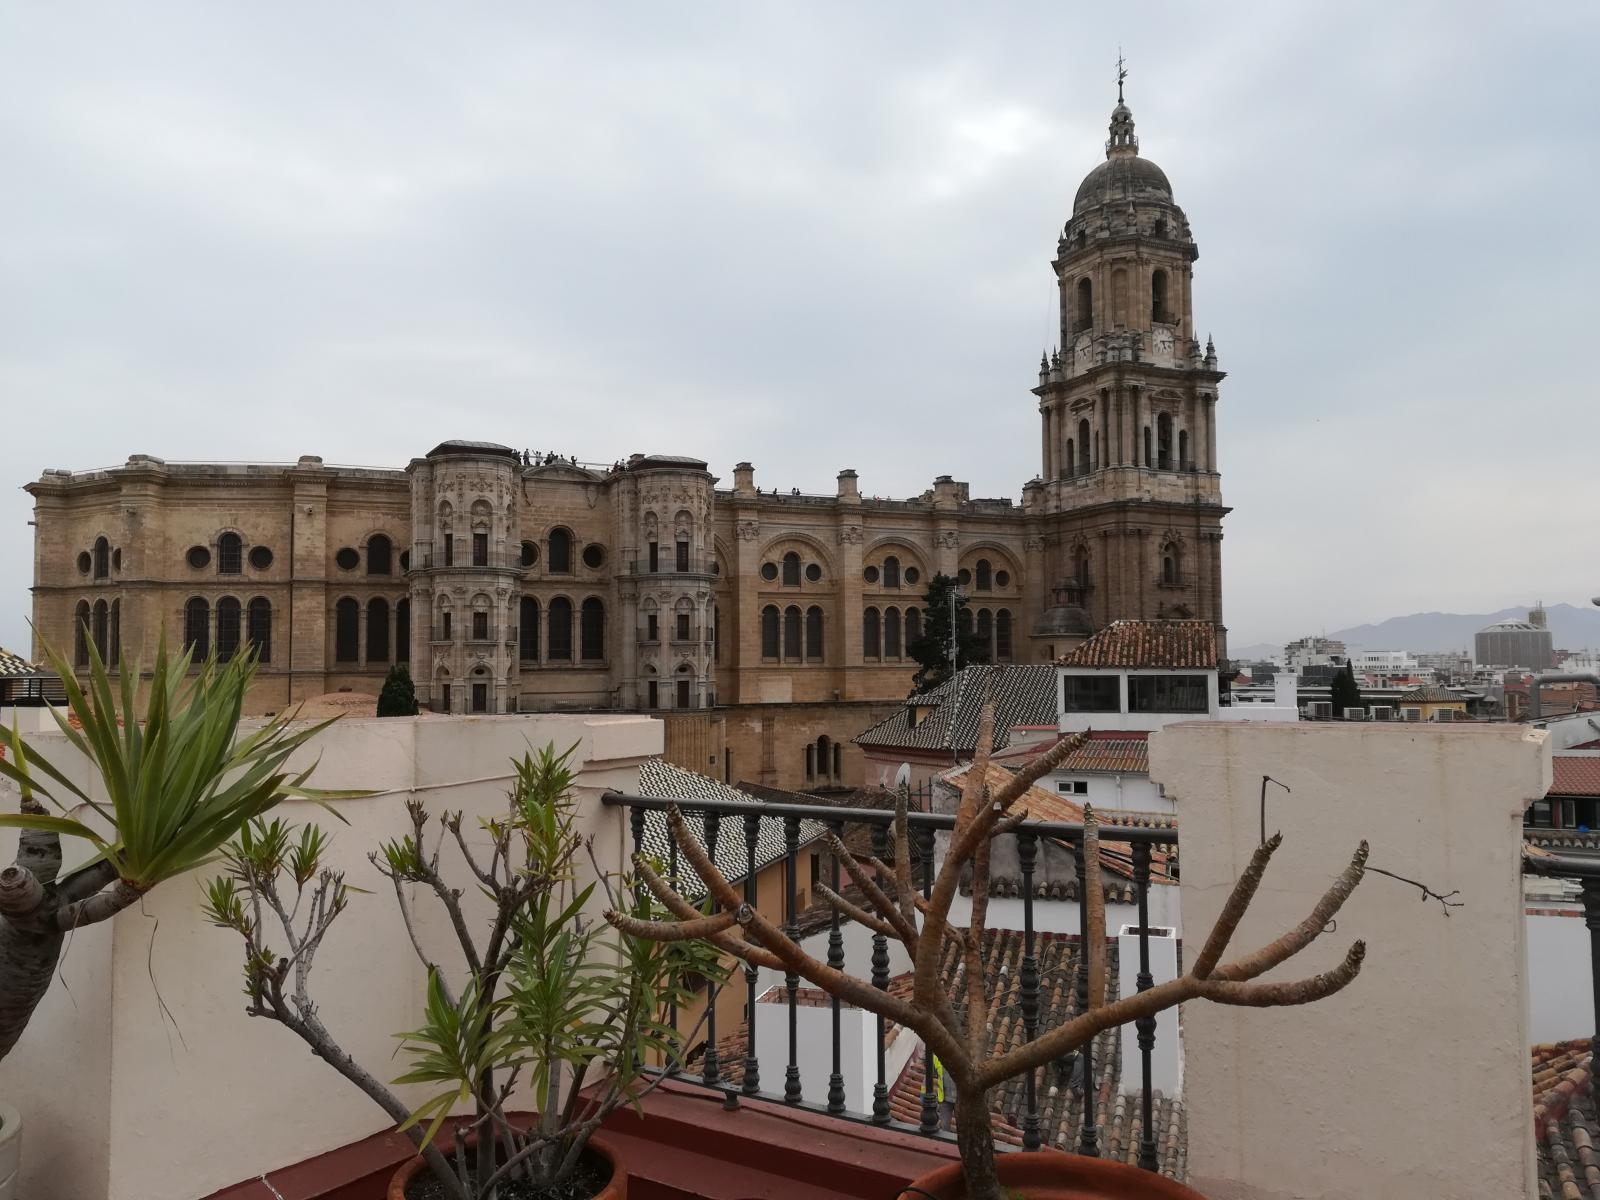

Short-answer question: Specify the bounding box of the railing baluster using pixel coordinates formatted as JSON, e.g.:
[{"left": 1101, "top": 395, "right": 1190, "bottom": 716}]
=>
[
  {"left": 1075, "top": 839, "right": 1100, "bottom": 1157},
  {"left": 783, "top": 814, "right": 802, "bottom": 1104},
  {"left": 1018, "top": 829, "right": 1041, "bottom": 1151},
  {"left": 701, "top": 809, "right": 722, "bottom": 1089},
  {"left": 918, "top": 821, "right": 938, "bottom": 1136},
  {"left": 667, "top": 832, "right": 680, "bottom": 1074},
  {"left": 826, "top": 818, "right": 847, "bottom": 1116},
  {"left": 742, "top": 810, "right": 761, "bottom": 1095},
  {"left": 870, "top": 821, "right": 891, "bottom": 1124},
  {"left": 1133, "top": 841, "right": 1158, "bottom": 1172}
]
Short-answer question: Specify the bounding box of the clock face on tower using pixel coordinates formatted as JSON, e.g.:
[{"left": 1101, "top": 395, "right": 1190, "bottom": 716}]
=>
[{"left": 1153, "top": 327, "right": 1174, "bottom": 357}]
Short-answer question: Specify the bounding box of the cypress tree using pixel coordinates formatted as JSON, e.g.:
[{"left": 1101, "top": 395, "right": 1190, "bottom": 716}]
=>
[{"left": 377, "top": 664, "right": 420, "bottom": 717}]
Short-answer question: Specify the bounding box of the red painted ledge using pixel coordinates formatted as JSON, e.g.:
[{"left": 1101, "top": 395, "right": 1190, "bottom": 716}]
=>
[{"left": 203, "top": 1078, "right": 959, "bottom": 1200}]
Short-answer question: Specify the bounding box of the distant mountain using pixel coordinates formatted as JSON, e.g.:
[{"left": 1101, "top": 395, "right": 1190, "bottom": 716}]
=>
[{"left": 1233, "top": 603, "right": 1600, "bottom": 659}]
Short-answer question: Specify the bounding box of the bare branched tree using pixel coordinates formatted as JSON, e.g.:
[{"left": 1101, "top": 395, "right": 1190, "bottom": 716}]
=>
[{"left": 605, "top": 710, "right": 1369, "bottom": 1200}]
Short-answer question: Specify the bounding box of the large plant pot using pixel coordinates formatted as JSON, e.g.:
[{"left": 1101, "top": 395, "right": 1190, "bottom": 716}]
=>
[
  {"left": 0, "top": 1105, "right": 19, "bottom": 1200},
  {"left": 903, "top": 1150, "right": 1206, "bottom": 1200},
  {"left": 388, "top": 1132, "right": 626, "bottom": 1200}
]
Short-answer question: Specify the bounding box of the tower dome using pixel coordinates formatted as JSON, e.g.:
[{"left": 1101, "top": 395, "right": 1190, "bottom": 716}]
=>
[{"left": 1072, "top": 95, "right": 1172, "bottom": 214}]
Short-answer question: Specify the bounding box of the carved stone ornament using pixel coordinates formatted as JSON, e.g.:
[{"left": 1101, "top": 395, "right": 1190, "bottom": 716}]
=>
[
  {"left": 736, "top": 520, "right": 759, "bottom": 541},
  {"left": 837, "top": 525, "right": 864, "bottom": 545},
  {"left": 1024, "top": 537, "right": 1045, "bottom": 552},
  {"left": 934, "top": 530, "right": 958, "bottom": 549}
]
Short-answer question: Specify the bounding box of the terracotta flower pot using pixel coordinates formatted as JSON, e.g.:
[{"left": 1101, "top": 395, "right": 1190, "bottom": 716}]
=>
[
  {"left": 388, "top": 1132, "right": 626, "bottom": 1200},
  {"left": 903, "top": 1150, "right": 1206, "bottom": 1200}
]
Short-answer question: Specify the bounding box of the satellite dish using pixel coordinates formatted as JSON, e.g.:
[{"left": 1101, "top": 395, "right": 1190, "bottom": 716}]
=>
[{"left": 895, "top": 763, "right": 912, "bottom": 791}]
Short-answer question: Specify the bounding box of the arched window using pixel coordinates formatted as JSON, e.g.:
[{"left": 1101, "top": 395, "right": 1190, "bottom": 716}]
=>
[
  {"left": 74, "top": 599, "right": 91, "bottom": 666},
  {"left": 367, "top": 534, "right": 392, "bottom": 576},
  {"left": 548, "top": 528, "right": 573, "bottom": 574},
  {"left": 93, "top": 536, "right": 110, "bottom": 580},
  {"left": 863, "top": 607, "right": 880, "bottom": 658},
  {"left": 1157, "top": 412, "right": 1173, "bottom": 470},
  {"left": 214, "top": 597, "right": 241, "bottom": 662},
  {"left": 805, "top": 744, "right": 816, "bottom": 781},
  {"left": 548, "top": 598, "right": 573, "bottom": 660},
  {"left": 1151, "top": 269, "right": 1169, "bottom": 323},
  {"left": 976, "top": 608, "right": 993, "bottom": 659},
  {"left": 520, "top": 597, "right": 539, "bottom": 661},
  {"left": 675, "top": 663, "right": 693, "bottom": 709},
  {"left": 805, "top": 606, "right": 824, "bottom": 660},
  {"left": 883, "top": 556, "right": 901, "bottom": 589},
  {"left": 395, "top": 598, "right": 409, "bottom": 663},
  {"left": 817, "top": 735, "right": 832, "bottom": 780},
  {"left": 248, "top": 597, "right": 272, "bottom": 663},
  {"left": 996, "top": 610, "right": 1014, "bottom": 662},
  {"left": 957, "top": 606, "right": 974, "bottom": 639},
  {"left": 334, "top": 598, "right": 359, "bottom": 663},
  {"left": 1065, "top": 439, "right": 1075, "bottom": 478},
  {"left": 1078, "top": 418, "right": 1092, "bottom": 471},
  {"left": 761, "top": 605, "right": 780, "bottom": 659},
  {"left": 1111, "top": 267, "right": 1129, "bottom": 327},
  {"left": 184, "top": 597, "right": 210, "bottom": 659},
  {"left": 1144, "top": 426, "right": 1153, "bottom": 467},
  {"left": 1073, "top": 546, "right": 1091, "bottom": 586},
  {"left": 367, "top": 597, "right": 390, "bottom": 663},
  {"left": 783, "top": 606, "right": 802, "bottom": 660},
  {"left": 1179, "top": 429, "right": 1190, "bottom": 469},
  {"left": 884, "top": 608, "right": 901, "bottom": 658},
  {"left": 582, "top": 598, "right": 604, "bottom": 662},
  {"left": 1162, "top": 542, "right": 1181, "bottom": 586},
  {"left": 91, "top": 599, "right": 108, "bottom": 660},
  {"left": 975, "top": 559, "right": 992, "bottom": 591},
  {"left": 218, "top": 533, "right": 243, "bottom": 575},
  {"left": 108, "top": 599, "right": 120, "bottom": 663},
  {"left": 1075, "top": 277, "right": 1093, "bottom": 332},
  {"left": 905, "top": 607, "right": 921, "bottom": 647},
  {"left": 782, "top": 551, "right": 801, "bottom": 587}
]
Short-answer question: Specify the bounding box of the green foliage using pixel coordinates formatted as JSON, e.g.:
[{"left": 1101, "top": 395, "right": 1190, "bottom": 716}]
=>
[
  {"left": 0, "top": 634, "right": 364, "bottom": 888},
  {"left": 1331, "top": 661, "right": 1364, "bottom": 716},
  {"left": 907, "top": 572, "right": 990, "bottom": 692},
  {"left": 376, "top": 664, "right": 419, "bottom": 717}
]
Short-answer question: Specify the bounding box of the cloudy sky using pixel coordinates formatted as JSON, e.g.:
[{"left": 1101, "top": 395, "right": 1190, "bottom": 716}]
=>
[{"left": 2, "top": 1, "right": 1596, "bottom": 655}]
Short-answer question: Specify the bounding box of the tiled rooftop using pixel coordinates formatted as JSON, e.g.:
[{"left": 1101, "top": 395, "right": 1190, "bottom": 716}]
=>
[
  {"left": 853, "top": 665, "right": 1058, "bottom": 753},
  {"left": 1398, "top": 685, "right": 1465, "bottom": 704},
  {"left": 1535, "top": 1040, "right": 1599, "bottom": 1199},
  {"left": 0, "top": 646, "right": 38, "bottom": 677},
  {"left": 1057, "top": 620, "right": 1218, "bottom": 671},
  {"left": 995, "top": 730, "right": 1151, "bottom": 776},
  {"left": 1553, "top": 758, "right": 1600, "bottom": 798}
]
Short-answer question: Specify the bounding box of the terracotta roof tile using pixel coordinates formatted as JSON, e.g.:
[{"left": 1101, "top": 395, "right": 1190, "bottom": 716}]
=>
[
  {"left": 854, "top": 665, "right": 1058, "bottom": 753},
  {"left": 1553, "top": 759, "right": 1600, "bottom": 798},
  {"left": 0, "top": 646, "right": 39, "bottom": 678},
  {"left": 1398, "top": 685, "right": 1465, "bottom": 704},
  {"left": 996, "top": 731, "right": 1151, "bottom": 776},
  {"left": 1057, "top": 620, "right": 1218, "bottom": 670}
]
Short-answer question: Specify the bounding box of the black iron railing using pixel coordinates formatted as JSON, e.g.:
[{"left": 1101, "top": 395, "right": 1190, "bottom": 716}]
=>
[{"left": 603, "top": 791, "right": 1177, "bottom": 1170}]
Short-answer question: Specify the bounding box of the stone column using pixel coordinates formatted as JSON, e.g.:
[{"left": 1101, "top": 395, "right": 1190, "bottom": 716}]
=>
[
  {"left": 836, "top": 471, "right": 865, "bottom": 699},
  {"left": 288, "top": 461, "right": 330, "bottom": 703},
  {"left": 1040, "top": 403, "right": 1052, "bottom": 481},
  {"left": 1205, "top": 397, "right": 1218, "bottom": 471}
]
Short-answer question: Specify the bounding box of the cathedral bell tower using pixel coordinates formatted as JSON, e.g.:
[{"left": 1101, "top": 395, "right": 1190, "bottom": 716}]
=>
[{"left": 1027, "top": 79, "right": 1228, "bottom": 653}]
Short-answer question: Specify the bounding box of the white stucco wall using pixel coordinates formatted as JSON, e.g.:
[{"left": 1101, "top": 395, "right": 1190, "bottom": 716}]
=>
[
  {"left": 1038, "top": 768, "right": 1172, "bottom": 814},
  {"left": 1152, "top": 721, "right": 1550, "bottom": 1200},
  {"left": 1526, "top": 907, "right": 1593, "bottom": 1045},
  {"left": 0, "top": 712, "right": 659, "bottom": 1200}
]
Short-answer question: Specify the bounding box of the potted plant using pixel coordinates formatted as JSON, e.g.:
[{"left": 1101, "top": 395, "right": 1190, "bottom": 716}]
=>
[
  {"left": 607, "top": 710, "right": 1372, "bottom": 1200},
  {"left": 0, "top": 638, "right": 352, "bottom": 1199},
  {"left": 206, "top": 743, "right": 724, "bottom": 1200}
]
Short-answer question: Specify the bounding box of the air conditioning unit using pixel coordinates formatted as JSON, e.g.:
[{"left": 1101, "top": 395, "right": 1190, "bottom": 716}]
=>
[
  {"left": 1370, "top": 706, "right": 1394, "bottom": 721},
  {"left": 1403, "top": 708, "right": 1423, "bottom": 722},
  {"left": 1434, "top": 710, "right": 1456, "bottom": 722},
  {"left": 1343, "top": 707, "right": 1367, "bottom": 721},
  {"left": 1307, "top": 701, "right": 1333, "bottom": 720}
]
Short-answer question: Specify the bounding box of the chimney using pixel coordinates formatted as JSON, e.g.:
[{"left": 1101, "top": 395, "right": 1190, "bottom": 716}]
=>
[
  {"left": 732, "top": 462, "right": 755, "bottom": 496},
  {"left": 1274, "top": 664, "right": 1300, "bottom": 711},
  {"left": 836, "top": 469, "right": 859, "bottom": 499}
]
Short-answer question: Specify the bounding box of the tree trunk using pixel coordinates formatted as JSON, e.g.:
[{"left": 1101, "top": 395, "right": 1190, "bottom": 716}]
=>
[
  {"left": 0, "top": 919, "right": 64, "bottom": 1062},
  {"left": 954, "top": 1089, "right": 1001, "bottom": 1200}
]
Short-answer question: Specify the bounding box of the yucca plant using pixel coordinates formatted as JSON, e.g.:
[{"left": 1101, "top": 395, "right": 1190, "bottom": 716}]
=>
[
  {"left": 0, "top": 635, "right": 354, "bottom": 1063},
  {"left": 206, "top": 742, "right": 725, "bottom": 1200}
]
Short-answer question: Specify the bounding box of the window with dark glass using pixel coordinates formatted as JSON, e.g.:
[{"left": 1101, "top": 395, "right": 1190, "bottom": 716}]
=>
[
  {"left": 996, "top": 609, "right": 1013, "bottom": 661},
  {"left": 472, "top": 533, "right": 488, "bottom": 567},
  {"left": 1063, "top": 674, "right": 1120, "bottom": 713},
  {"left": 1128, "top": 674, "right": 1209, "bottom": 713},
  {"left": 367, "top": 598, "right": 390, "bottom": 662},
  {"left": 646, "top": 679, "right": 659, "bottom": 708},
  {"left": 805, "top": 606, "right": 823, "bottom": 659},
  {"left": 863, "top": 607, "right": 880, "bottom": 657},
  {"left": 472, "top": 683, "right": 488, "bottom": 713},
  {"left": 395, "top": 599, "right": 409, "bottom": 662},
  {"left": 219, "top": 534, "right": 243, "bottom": 575},
  {"left": 805, "top": 563, "right": 822, "bottom": 583},
  {"left": 440, "top": 683, "right": 451, "bottom": 713},
  {"left": 884, "top": 607, "right": 901, "bottom": 657},
  {"left": 676, "top": 612, "right": 691, "bottom": 641},
  {"left": 521, "top": 541, "right": 539, "bottom": 568},
  {"left": 548, "top": 598, "right": 572, "bottom": 659},
  {"left": 646, "top": 613, "right": 659, "bottom": 642},
  {"left": 73, "top": 600, "right": 89, "bottom": 665},
  {"left": 184, "top": 598, "right": 210, "bottom": 659},
  {"left": 442, "top": 611, "right": 452, "bottom": 640},
  {"left": 335, "top": 546, "right": 359, "bottom": 571},
  {"left": 647, "top": 541, "right": 659, "bottom": 572},
  {"left": 247, "top": 598, "right": 271, "bottom": 664},
  {"left": 957, "top": 568, "right": 972, "bottom": 587},
  {"left": 996, "top": 570, "right": 1010, "bottom": 589},
  {"left": 883, "top": 556, "right": 900, "bottom": 588},
  {"left": 215, "top": 597, "right": 241, "bottom": 662},
  {"left": 863, "top": 565, "right": 880, "bottom": 584},
  {"left": 976, "top": 560, "right": 992, "bottom": 591},
  {"left": 92, "top": 599, "right": 108, "bottom": 659},
  {"left": 549, "top": 529, "right": 572, "bottom": 573},
  {"left": 443, "top": 534, "right": 454, "bottom": 567},
  {"left": 77, "top": 551, "right": 92, "bottom": 575},
  {"left": 583, "top": 544, "right": 605, "bottom": 569},
  {"left": 580, "top": 598, "right": 605, "bottom": 661},
  {"left": 367, "top": 535, "right": 392, "bottom": 576},
  {"left": 676, "top": 540, "right": 690, "bottom": 573},
  {"left": 761, "top": 606, "right": 779, "bottom": 658},
  {"left": 249, "top": 546, "right": 273, "bottom": 570},
  {"left": 783, "top": 606, "right": 801, "bottom": 659},
  {"left": 904, "top": 566, "right": 919, "bottom": 586},
  {"left": 188, "top": 545, "right": 211, "bottom": 570},
  {"left": 93, "top": 537, "right": 109, "bottom": 580},
  {"left": 905, "top": 607, "right": 921, "bottom": 646},
  {"left": 334, "top": 598, "right": 359, "bottom": 662},
  {"left": 958, "top": 606, "right": 973, "bottom": 637},
  {"left": 520, "top": 597, "right": 539, "bottom": 660},
  {"left": 761, "top": 561, "right": 778, "bottom": 581},
  {"left": 109, "top": 599, "right": 120, "bottom": 663},
  {"left": 676, "top": 677, "right": 691, "bottom": 709},
  {"left": 976, "top": 608, "right": 992, "bottom": 655},
  {"left": 471, "top": 610, "right": 489, "bottom": 641},
  {"left": 782, "top": 552, "right": 800, "bottom": 586}
]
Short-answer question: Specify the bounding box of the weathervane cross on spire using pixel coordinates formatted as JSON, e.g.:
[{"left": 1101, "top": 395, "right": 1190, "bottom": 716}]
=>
[{"left": 1116, "top": 48, "right": 1128, "bottom": 104}]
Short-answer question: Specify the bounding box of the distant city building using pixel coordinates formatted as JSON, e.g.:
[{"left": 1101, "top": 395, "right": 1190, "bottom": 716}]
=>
[
  {"left": 1476, "top": 610, "right": 1555, "bottom": 670},
  {"left": 1347, "top": 649, "right": 1431, "bottom": 683},
  {"left": 1282, "top": 636, "right": 1347, "bottom": 670}
]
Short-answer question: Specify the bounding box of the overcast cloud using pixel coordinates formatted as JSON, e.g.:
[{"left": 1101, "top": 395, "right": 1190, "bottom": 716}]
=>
[{"left": 2, "top": 1, "right": 1597, "bottom": 655}]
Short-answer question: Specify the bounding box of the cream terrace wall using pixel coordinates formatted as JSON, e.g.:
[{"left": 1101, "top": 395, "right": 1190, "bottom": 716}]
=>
[
  {"left": 0, "top": 712, "right": 660, "bottom": 1200},
  {"left": 1152, "top": 721, "right": 1550, "bottom": 1200}
]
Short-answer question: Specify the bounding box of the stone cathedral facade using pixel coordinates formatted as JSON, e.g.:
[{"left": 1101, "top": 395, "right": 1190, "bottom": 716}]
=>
[{"left": 26, "top": 93, "right": 1228, "bottom": 722}]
